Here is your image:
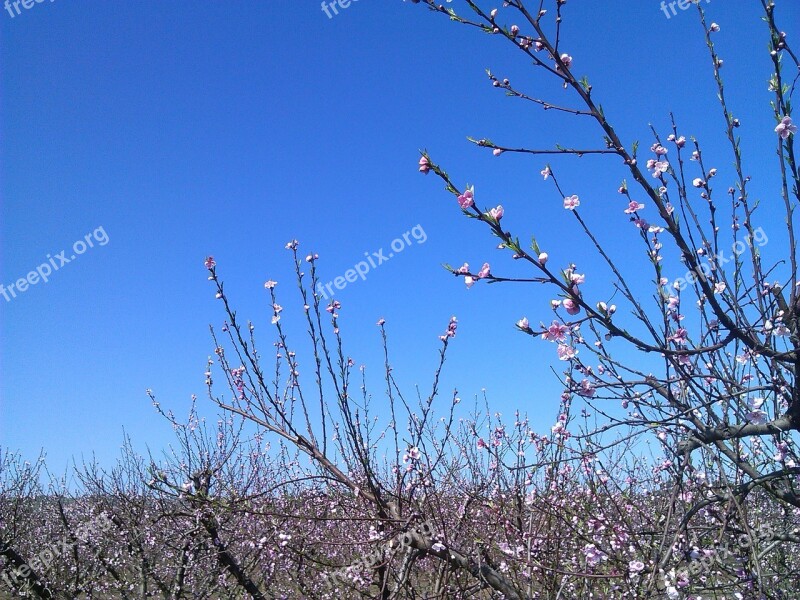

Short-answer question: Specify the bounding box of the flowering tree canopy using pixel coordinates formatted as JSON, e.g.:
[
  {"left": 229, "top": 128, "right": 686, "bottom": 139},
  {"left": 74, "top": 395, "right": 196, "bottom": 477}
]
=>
[{"left": 2, "top": 1, "right": 799, "bottom": 599}]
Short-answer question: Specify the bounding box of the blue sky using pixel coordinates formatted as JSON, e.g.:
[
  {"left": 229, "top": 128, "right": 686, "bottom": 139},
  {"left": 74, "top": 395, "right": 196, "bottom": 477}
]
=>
[{"left": 1, "top": 0, "right": 797, "bottom": 471}]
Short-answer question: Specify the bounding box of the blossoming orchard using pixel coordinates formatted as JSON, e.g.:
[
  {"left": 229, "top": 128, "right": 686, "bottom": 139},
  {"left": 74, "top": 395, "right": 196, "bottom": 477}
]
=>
[{"left": 3, "top": 1, "right": 800, "bottom": 599}]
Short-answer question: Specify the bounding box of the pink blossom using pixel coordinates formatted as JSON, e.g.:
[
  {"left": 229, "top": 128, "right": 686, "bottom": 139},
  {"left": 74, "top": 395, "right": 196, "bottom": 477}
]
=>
[
  {"left": 516, "top": 317, "right": 531, "bottom": 331},
  {"left": 542, "top": 320, "right": 570, "bottom": 342},
  {"left": 629, "top": 560, "right": 645, "bottom": 574},
  {"left": 489, "top": 205, "right": 504, "bottom": 221},
  {"left": 556, "top": 344, "right": 577, "bottom": 360},
  {"left": 709, "top": 22, "right": 720, "bottom": 32},
  {"left": 624, "top": 200, "right": 645, "bottom": 214},
  {"left": 477, "top": 263, "right": 491, "bottom": 278},
  {"left": 577, "top": 379, "right": 596, "bottom": 398},
  {"left": 538, "top": 252, "right": 548, "bottom": 265},
  {"left": 583, "top": 544, "right": 607, "bottom": 567},
  {"left": 775, "top": 116, "right": 797, "bottom": 139},
  {"left": 439, "top": 317, "right": 457, "bottom": 340},
  {"left": 570, "top": 272, "right": 585, "bottom": 285},
  {"left": 493, "top": 148, "right": 504, "bottom": 156},
  {"left": 563, "top": 195, "right": 580, "bottom": 210},
  {"left": 204, "top": 256, "right": 216, "bottom": 269},
  {"left": 457, "top": 186, "right": 475, "bottom": 209},
  {"left": 651, "top": 144, "right": 668, "bottom": 155},
  {"left": 693, "top": 178, "right": 705, "bottom": 188},
  {"left": 774, "top": 322, "right": 790, "bottom": 336},
  {"left": 477, "top": 438, "right": 487, "bottom": 449},
  {"left": 774, "top": 441, "right": 790, "bottom": 463},
  {"left": 669, "top": 328, "right": 688, "bottom": 346},
  {"left": 563, "top": 298, "right": 580, "bottom": 315},
  {"left": 418, "top": 156, "right": 430, "bottom": 174},
  {"left": 541, "top": 165, "right": 551, "bottom": 180},
  {"left": 457, "top": 263, "right": 470, "bottom": 274},
  {"left": 559, "top": 53, "right": 573, "bottom": 67},
  {"left": 735, "top": 348, "right": 759, "bottom": 364},
  {"left": 747, "top": 409, "right": 768, "bottom": 425},
  {"left": 464, "top": 275, "right": 475, "bottom": 288},
  {"left": 650, "top": 161, "right": 669, "bottom": 178}
]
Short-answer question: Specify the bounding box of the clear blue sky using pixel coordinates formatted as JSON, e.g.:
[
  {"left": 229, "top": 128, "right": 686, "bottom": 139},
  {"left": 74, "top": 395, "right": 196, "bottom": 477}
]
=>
[{"left": 2, "top": 0, "right": 796, "bottom": 471}]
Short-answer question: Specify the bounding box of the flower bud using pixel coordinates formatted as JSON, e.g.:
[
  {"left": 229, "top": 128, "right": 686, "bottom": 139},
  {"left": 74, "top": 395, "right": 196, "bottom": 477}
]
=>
[{"left": 418, "top": 156, "right": 430, "bottom": 174}]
